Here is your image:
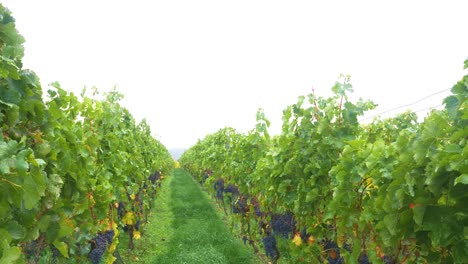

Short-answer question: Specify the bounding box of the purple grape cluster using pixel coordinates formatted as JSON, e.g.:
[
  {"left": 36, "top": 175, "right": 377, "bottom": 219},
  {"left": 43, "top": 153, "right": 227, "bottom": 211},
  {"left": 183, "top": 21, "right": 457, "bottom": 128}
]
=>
[
  {"left": 104, "top": 229, "right": 114, "bottom": 244},
  {"left": 251, "top": 197, "right": 263, "bottom": 217},
  {"left": 88, "top": 230, "right": 114, "bottom": 264},
  {"left": 323, "top": 240, "right": 344, "bottom": 264},
  {"left": 224, "top": 184, "right": 240, "bottom": 196},
  {"left": 213, "top": 178, "right": 224, "bottom": 200},
  {"left": 148, "top": 171, "right": 160, "bottom": 183},
  {"left": 117, "top": 202, "right": 125, "bottom": 218},
  {"left": 358, "top": 252, "right": 370, "bottom": 264},
  {"left": 383, "top": 255, "right": 396, "bottom": 264},
  {"left": 232, "top": 196, "right": 249, "bottom": 215},
  {"left": 262, "top": 233, "right": 278, "bottom": 261},
  {"left": 270, "top": 212, "right": 296, "bottom": 238}
]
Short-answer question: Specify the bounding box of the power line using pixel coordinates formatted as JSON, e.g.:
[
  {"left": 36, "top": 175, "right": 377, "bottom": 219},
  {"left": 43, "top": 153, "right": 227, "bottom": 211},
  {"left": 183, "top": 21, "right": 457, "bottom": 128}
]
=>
[
  {"left": 359, "top": 88, "right": 451, "bottom": 121},
  {"left": 413, "top": 104, "right": 444, "bottom": 114}
]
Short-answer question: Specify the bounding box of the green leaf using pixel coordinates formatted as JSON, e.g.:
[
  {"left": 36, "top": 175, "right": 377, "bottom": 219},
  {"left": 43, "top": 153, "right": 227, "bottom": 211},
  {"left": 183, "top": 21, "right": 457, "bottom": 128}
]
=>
[
  {"left": 0, "top": 230, "right": 12, "bottom": 244},
  {"left": 52, "top": 240, "right": 69, "bottom": 258},
  {"left": 412, "top": 206, "right": 426, "bottom": 226},
  {"left": 383, "top": 214, "right": 397, "bottom": 236},
  {"left": 444, "top": 144, "right": 462, "bottom": 153},
  {"left": 58, "top": 219, "right": 74, "bottom": 238},
  {"left": 0, "top": 159, "right": 10, "bottom": 174},
  {"left": 15, "top": 149, "right": 30, "bottom": 174},
  {"left": 45, "top": 218, "right": 60, "bottom": 243},
  {"left": 47, "top": 174, "right": 63, "bottom": 200},
  {"left": 0, "top": 140, "right": 18, "bottom": 159},
  {"left": 5, "top": 221, "right": 25, "bottom": 240},
  {"left": 0, "top": 243, "right": 21, "bottom": 264},
  {"left": 22, "top": 175, "right": 41, "bottom": 209},
  {"left": 454, "top": 174, "right": 468, "bottom": 185},
  {"left": 37, "top": 215, "right": 51, "bottom": 232},
  {"left": 443, "top": 95, "right": 460, "bottom": 119}
]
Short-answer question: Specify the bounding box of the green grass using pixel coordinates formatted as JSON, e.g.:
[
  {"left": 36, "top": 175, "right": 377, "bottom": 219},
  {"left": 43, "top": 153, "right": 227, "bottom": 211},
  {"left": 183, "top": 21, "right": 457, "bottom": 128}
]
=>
[{"left": 119, "top": 169, "right": 262, "bottom": 263}]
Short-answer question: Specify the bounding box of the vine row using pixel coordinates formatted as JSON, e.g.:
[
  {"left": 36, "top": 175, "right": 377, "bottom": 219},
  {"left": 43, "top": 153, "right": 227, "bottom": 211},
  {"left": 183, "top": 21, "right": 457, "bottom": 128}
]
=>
[
  {"left": 181, "top": 67, "right": 467, "bottom": 263},
  {"left": 0, "top": 5, "right": 174, "bottom": 263}
]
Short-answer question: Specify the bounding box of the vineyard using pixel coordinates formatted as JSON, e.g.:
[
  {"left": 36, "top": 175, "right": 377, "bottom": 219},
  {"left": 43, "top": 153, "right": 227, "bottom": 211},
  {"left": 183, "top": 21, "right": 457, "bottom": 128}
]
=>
[
  {"left": 1, "top": 2, "right": 468, "bottom": 264},
  {"left": 180, "top": 70, "right": 467, "bottom": 263},
  {"left": 0, "top": 5, "right": 174, "bottom": 263}
]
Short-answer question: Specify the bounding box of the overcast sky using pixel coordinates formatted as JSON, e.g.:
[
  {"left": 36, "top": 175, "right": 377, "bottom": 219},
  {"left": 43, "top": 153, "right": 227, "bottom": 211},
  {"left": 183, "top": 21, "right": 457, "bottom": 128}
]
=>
[{"left": 3, "top": 1, "right": 467, "bottom": 149}]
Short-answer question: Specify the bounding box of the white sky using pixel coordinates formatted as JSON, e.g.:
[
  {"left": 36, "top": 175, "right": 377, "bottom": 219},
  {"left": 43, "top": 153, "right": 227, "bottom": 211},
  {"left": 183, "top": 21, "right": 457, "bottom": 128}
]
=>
[{"left": 3, "top": 1, "right": 467, "bottom": 149}]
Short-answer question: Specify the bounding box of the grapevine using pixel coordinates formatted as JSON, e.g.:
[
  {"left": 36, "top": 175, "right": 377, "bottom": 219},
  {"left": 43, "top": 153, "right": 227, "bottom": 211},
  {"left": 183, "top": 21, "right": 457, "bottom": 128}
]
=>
[
  {"left": 0, "top": 4, "right": 174, "bottom": 263},
  {"left": 180, "top": 66, "right": 467, "bottom": 263}
]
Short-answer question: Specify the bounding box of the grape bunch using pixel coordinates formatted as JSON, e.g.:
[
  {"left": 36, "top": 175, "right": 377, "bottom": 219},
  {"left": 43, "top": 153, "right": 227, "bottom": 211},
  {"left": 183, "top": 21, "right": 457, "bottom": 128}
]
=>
[
  {"left": 262, "top": 233, "right": 279, "bottom": 261},
  {"left": 50, "top": 244, "right": 60, "bottom": 258},
  {"left": 251, "top": 198, "right": 262, "bottom": 217},
  {"left": 224, "top": 184, "right": 240, "bottom": 196},
  {"left": 358, "top": 252, "right": 370, "bottom": 264},
  {"left": 117, "top": 202, "right": 125, "bottom": 218},
  {"left": 88, "top": 234, "right": 107, "bottom": 264},
  {"left": 213, "top": 178, "right": 224, "bottom": 200},
  {"left": 148, "top": 171, "right": 160, "bottom": 184},
  {"left": 88, "top": 230, "right": 114, "bottom": 264},
  {"left": 103, "top": 229, "right": 115, "bottom": 244},
  {"left": 233, "top": 195, "right": 249, "bottom": 215},
  {"left": 323, "top": 240, "right": 344, "bottom": 264},
  {"left": 270, "top": 212, "right": 296, "bottom": 238},
  {"left": 383, "top": 255, "right": 396, "bottom": 264}
]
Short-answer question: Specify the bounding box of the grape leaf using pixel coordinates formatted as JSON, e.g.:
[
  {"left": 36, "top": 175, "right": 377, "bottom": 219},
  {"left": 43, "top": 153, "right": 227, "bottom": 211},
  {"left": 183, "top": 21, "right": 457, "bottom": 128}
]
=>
[
  {"left": 5, "top": 221, "right": 25, "bottom": 240},
  {"left": 0, "top": 242, "right": 20, "bottom": 264},
  {"left": 52, "top": 240, "right": 69, "bottom": 258},
  {"left": 454, "top": 174, "right": 468, "bottom": 185}
]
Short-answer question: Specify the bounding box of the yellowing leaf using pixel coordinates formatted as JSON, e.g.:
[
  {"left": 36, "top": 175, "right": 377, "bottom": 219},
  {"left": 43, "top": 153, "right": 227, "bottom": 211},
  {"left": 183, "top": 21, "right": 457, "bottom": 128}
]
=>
[
  {"left": 105, "top": 254, "right": 116, "bottom": 264},
  {"left": 130, "top": 194, "right": 135, "bottom": 200},
  {"left": 307, "top": 236, "right": 315, "bottom": 245},
  {"left": 133, "top": 231, "right": 141, "bottom": 240},
  {"left": 292, "top": 233, "right": 302, "bottom": 246},
  {"left": 109, "top": 243, "right": 117, "bottom": 253},
  {"left": 122, "top": 212, "right": 135, "bottom": 225}
]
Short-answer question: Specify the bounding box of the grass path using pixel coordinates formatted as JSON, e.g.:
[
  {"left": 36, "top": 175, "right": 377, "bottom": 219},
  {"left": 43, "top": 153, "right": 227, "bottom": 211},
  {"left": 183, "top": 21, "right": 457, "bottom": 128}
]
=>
[{"left": 120, "top": 169, "right": 261, "bottom": 263}]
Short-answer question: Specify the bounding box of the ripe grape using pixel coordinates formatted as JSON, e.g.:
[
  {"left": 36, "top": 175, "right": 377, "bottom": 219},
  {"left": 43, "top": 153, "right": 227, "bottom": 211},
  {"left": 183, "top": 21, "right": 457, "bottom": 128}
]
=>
[
  {"left": 214, "top": 178, "right": 225, "bottom": 200},
  {"left": 383, "top": 255, "right": 396, "bottom": 264},
  {"left": 323, "top": 240, "right": 344, "bottom": 264},
  {"left": 104, "top": 229, "right": 115, "bottom": 244},
  {"left": 251, "top": 197, "right": 262, "bottom": 217},
  {"left": 88, "top": 233, "right": 108, "bottom": 264},
  {"left": 358, "top": 252, "right": 370, "bottom": 264},
  {"left": 214, "top": 178, "right": 224, "bottom": 192},
  {"left": 224, "top": 184, "right": 240, "bottom": 196},
  {"left": 233, "top": 196, "right": 249, "bottom": 215},
  {"left": 262, "top": 233, "right": 278, "bottom": 261},
  {"left": 117, "top": 202, "right": 125, "bottom": 218},
  {"left": 270, "top": 212, "right": 296, "bottom": 238}
]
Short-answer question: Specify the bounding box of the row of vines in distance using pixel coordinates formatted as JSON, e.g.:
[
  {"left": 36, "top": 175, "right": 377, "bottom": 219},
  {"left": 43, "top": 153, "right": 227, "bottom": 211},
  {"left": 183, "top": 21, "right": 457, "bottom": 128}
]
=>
[
  {"left": 0, "top": 5, "right": 174, "bottom": 263},
  {"left": 180, "top": 65, "right": 467, "bottom": 263}
]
